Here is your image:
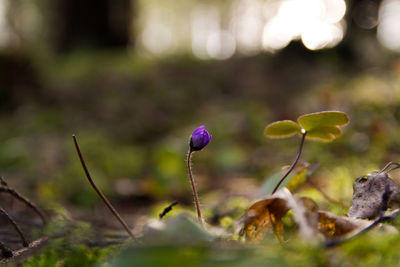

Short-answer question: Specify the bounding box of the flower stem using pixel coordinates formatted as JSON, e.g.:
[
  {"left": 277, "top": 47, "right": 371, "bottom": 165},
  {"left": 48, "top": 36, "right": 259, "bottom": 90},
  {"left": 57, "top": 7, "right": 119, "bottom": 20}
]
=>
[
  {"left": 187, "top": 149, "right": 204, "bottom": 226},
  {"left": 72, "top": 135, "right": 138, "bottom": 242},
  {"left": 271, "top": 131, "right": 307, "bottom": 195}
]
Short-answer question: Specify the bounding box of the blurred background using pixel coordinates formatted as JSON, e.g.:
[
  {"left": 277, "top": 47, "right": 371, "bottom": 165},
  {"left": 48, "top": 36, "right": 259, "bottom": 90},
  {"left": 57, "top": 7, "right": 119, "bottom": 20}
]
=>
[{"left": 1, "top": 0, "right": 400, "bottom": 224}]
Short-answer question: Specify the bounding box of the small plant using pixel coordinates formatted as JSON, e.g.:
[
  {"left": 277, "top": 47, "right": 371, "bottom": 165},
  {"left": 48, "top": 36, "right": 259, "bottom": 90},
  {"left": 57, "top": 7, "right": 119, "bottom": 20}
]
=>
[
  {"left": 187, "top": 126, "right": 212, "bottom": 226},
  {"left": 264, "top": 111, "right": 349, "bottom": 194}
]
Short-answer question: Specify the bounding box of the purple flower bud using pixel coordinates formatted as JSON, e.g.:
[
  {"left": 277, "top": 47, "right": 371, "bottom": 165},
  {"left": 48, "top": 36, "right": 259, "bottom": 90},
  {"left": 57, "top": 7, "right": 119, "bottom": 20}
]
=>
[{"left": 190, "top": 125, "right": 212, "bottom": 151}]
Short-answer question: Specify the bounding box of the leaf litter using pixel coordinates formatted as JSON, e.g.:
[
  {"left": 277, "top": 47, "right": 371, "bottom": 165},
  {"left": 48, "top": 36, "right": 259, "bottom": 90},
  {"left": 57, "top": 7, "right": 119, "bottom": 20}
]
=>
[{"left": 241, "top": 162, "right": 400, "bottom": 245}]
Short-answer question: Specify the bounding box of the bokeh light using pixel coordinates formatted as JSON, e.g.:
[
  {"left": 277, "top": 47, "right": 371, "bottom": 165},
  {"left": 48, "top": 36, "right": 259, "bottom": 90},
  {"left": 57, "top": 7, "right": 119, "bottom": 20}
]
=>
[
  {"left": 140, "top": 8, "right": 177, "bottom": 56},
  {"left": 377, "top": 0, "right": 400, "bottom": 52},
  {"left": 137, "top": 0, "right": 347, "bottom": 59},
  {"left": 0, "top": 0, "right": 9, "bottom": 47},
  {"left": 262, "top": 0, "right": 346, "bottom": 51},
  {"left": 230, "top": 0, "right": 264, "bottom": 55},
  {"left": 206, "top": 30, "right": 236, "bottom": 60},
  {"left": 191, "top": 4, "right": 220, "bottom": 59},
  {"left": 301, "top": 22, "right": 344, "bottom": 50}
]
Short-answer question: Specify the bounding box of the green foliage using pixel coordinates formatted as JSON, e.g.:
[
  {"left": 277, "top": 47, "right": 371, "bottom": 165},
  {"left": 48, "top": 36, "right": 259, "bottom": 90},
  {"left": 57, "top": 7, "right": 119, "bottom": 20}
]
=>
[
  {"left": 20, "top": 218, "right": 118, "bottom": 267},
  {"left": 22, "top": 243, "right": 113, "bottom": 267},
  {"left": 264, "top": 120, "right": 302, "bottom": 138},
  {"left": 305, "top": 126, "right": 342, "bottom": 142},
  {"left": 298, "top": 111, "right": 349, "bottom": 142},
  {"left": 3, "top": 42, "right": 400, "bottom": 267},
  {"left": 335, "top": 232, "right": 400, "bottom": 266},
  {"left": 261, "top": 165, "right": 309, "bottom": 195},
  {"left": 297, "top": 111, "right": 349, "bottom": 130},
  {"left": 264, "top": 111, "right": 349, "bottom": 142},
  {"left": 142, "top": 214, "right": 215, "bottom": 245},
  {"left": 110, "top": 239, "right": 327, "bottom": 267}
]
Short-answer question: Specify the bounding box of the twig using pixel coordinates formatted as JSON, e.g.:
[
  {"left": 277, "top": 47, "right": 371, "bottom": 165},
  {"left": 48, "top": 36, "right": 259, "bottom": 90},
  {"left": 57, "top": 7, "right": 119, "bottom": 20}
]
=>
[
  {"left": 325, "top": 212, "right": 399, "bottom": 247},
  {"left": 159, "top": 201, "right": 178, "bottom": 219},
  {"left": 0, "top": 241, "right": 13, "bottom": 258},
  {"left": 308, "top": 180, "right": 347, "bottom": 208},
  {"left": 0, "top": 237, "right": 49, "bottom": 263},
  {"left": 0, "top": 177, "right": 47, "bottom": 224},
  {"left": 0, "top": 207, "right": 28, "bottom": 247},
  {"left": 272, "top": 131, "right": 307, "bottom": 194},
  {"left": 187, "top": 150, "right": 204, "bottom": 226},
  {"left": 72, "top": 135, "right": 138, "bottom": 243},
  {"left": 379, "top": 162, "right": 400, "bottom": 174}
]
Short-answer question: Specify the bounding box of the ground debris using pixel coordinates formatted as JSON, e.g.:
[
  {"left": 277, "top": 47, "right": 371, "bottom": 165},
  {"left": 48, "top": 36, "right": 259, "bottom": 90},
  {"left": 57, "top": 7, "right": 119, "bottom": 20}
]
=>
[
  {"left": 240, "top": 188, "right": 372, "bottom": 243},
  {"left": 0, "top": 237, "right": 49, "bottom": 264},
  {"left": 348, "top": 170, "right": 399, "bottom": 219}
]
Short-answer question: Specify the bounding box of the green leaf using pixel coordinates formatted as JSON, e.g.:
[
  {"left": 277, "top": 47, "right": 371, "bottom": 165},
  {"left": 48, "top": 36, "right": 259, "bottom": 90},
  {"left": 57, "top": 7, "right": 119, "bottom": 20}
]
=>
[
  {"left": 297, "top": 111, "right": 349, "bottom": 142},
  {"left": 297, "top": 111, "right": 349, "bottom": 131},
  {"left": 306, "top": 126, "right": 342, "bottom": 142},
  {"left": 261, "top": 164, "right": 309, "bottom": 195},
  {"left": 264, "top": 120, "right": 302, "bottom": 138},
  {"left": 142, "top": 214, "right": 214, "bottom": 245}
]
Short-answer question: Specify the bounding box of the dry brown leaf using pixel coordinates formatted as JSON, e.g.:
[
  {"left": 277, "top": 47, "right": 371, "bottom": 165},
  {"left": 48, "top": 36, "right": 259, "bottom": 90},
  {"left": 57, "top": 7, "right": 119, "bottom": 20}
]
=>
[
  {"left": 318, "top": 211, "right": 369, "bottom": 239},
  {"left": 241, "top": 188, "right": 321, "bottom": 242},
  {"left": 241, "top": 196, "right": 289, "bottom": 242},
  {"left": 285, "top": 195, "right": 322, "bottom": 241},
  {"left": 241, "top": 188, "right": 373, "bottom": 243},
  {"left": 297, "top": 197, "right": 320, "bottom": 238}
]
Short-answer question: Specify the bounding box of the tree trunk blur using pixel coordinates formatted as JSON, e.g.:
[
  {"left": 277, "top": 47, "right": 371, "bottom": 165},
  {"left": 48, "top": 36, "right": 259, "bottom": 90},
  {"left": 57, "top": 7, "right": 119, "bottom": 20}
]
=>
[{"left": 52, "top": 0, "right": 133, "bottom": 53}]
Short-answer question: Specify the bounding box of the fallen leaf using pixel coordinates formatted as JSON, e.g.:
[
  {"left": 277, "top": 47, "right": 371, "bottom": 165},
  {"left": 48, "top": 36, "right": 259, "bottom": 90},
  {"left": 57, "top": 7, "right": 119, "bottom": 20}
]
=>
[
  {"left": 240, "top": 191, "right": 290, "bottom": 242},
  {"left": 241, "top": 189, "right": 373, "bottom": 243},
  {"left": 241, "top": 189, "right": 319, "bottom": 242},
  {"left": 317, "top": 211, "right": 366, "bottom": 238}
]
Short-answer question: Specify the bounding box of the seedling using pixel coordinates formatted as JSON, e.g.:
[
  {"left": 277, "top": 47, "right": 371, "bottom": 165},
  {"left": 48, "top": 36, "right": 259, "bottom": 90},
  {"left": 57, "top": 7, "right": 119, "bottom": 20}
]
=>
[{"left": 264, "top": 111, "right": 349, "bottom": 194}]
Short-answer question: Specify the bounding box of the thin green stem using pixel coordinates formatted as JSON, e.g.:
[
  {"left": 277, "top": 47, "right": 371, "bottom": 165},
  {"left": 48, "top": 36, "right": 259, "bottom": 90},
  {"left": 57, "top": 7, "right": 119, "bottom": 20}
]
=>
[
  {"left": 271, "top": 131, "right": 307, "bottom": 195},
  {"left": 72, "top": 135, "right": 138, "bottom": 242},
  {"left": 187, "top": 149, "right": 204, "bottom": 226}
]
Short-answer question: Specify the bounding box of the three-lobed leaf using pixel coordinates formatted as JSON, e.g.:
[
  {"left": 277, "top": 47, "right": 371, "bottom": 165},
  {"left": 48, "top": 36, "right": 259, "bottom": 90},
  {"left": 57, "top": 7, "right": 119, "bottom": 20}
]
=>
[{"left": 264, "top": 111, "right": 349, "bottom": 142}]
